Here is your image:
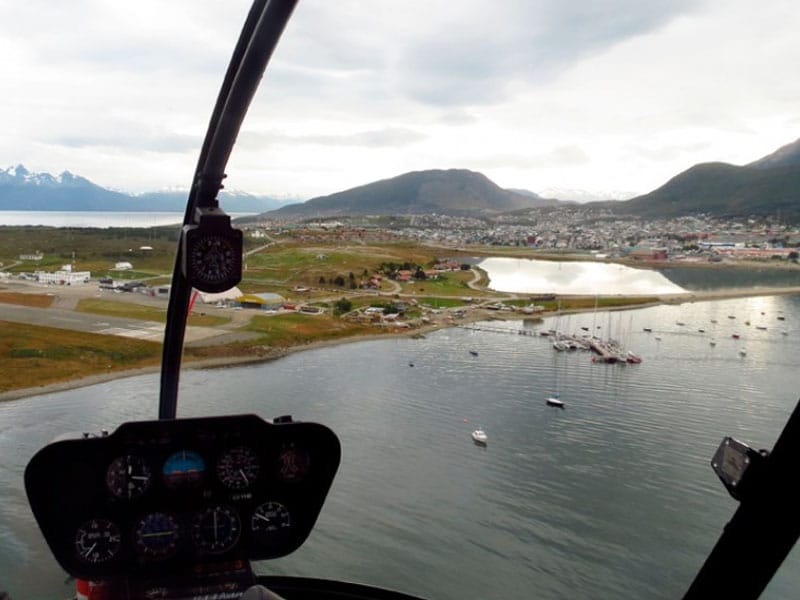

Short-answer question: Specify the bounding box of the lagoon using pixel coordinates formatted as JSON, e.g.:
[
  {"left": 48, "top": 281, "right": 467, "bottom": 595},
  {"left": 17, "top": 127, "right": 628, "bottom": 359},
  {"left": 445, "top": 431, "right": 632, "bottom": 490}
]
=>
[{"left": 478, "top": 257, "right": 687, "bottom": 295}]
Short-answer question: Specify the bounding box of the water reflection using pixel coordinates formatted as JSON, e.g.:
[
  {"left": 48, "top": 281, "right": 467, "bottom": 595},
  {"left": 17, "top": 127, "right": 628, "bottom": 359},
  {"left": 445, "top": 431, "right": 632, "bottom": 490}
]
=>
[{"left": 478, "top": 258, "right": 687, "bottom": 295}]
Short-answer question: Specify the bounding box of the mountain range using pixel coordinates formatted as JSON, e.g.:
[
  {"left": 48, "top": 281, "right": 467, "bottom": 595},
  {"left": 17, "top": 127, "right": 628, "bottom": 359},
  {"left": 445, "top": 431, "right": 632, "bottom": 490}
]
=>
[
  {"left": 605, "top": 138, "right": 800, "bottom": 219},
  {"left": 267, "top": 169, "right": 561, "bottom": 219},
  {"left": 3, "top": 136, "right": 800, "bottom": 220},
  {"left": 0, "top": 165, "right": 291, "bottom": 213}
]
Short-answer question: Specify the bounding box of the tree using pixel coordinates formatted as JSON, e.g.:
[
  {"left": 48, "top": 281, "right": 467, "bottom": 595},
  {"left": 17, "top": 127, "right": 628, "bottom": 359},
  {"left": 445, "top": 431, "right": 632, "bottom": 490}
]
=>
[{"left": 334, "top": 298, "right": 352, "bottom": 315}]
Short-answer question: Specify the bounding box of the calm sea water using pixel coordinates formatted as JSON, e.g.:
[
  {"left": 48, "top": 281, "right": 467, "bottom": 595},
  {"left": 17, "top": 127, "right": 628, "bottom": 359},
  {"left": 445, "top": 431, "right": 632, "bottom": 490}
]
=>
[
  {"left": 0, "top": 211, "right": 254, "bottom": 228},
  {"left": 2, "top": 294, "right": 800, "bottom": 599}
]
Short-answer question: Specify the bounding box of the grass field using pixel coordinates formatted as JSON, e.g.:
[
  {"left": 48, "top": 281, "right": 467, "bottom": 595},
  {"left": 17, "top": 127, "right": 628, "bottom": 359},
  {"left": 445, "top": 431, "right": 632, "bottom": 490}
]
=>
[
  {"left": 244, "top": 312, "right": 384, "bottom": 347},
  {"left": 0, "top": 291, "right": 56, "bottom": 308},
  {"left": 0, "top": 320, "right": 162, "bottom": 392},
  {"left": 75, "top": 298, "right": 230, "bottom": 327}
]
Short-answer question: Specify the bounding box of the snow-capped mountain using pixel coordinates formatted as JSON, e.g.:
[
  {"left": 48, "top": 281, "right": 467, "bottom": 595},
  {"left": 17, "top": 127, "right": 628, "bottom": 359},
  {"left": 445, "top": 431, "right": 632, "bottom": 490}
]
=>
[{"left": 0, "top": 165, "right": 291, "bottom": 212}]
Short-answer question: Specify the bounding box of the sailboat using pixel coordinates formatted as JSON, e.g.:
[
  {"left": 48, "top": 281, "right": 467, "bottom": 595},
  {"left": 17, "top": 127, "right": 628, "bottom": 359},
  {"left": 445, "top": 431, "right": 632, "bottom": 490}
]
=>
[{"left": 547, "top": 354, "right": 565, "bottom": 408}]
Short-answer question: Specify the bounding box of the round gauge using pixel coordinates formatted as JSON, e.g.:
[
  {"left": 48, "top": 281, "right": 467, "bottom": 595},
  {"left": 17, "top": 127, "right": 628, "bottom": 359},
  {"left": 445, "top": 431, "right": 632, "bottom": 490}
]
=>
[
  {"left": 276, "top": 443, "right": 311, "bottom": 483},
  {"left": 106, "top": 454, "right": 152, "bottom": 500},
  {"left": 191, "top": 505, "right": 241, "bottom": 554},
  {"left": 162, "top": 450, "right": 205, "bottom": 490},
  {"left": 217, "top": 446, "right": 260, "bottom": 490},
  {"left": 133, "top": 512, "right": 180, "bottom": 559},
  {"left": 186, "top": 233, "right": 241, "bottom": 292},
  {"left": 250, "top": 501, "right": 291, "bottom": 538},
  {"left": 74, "top": 518, "right": 121, "bottom": 564}
]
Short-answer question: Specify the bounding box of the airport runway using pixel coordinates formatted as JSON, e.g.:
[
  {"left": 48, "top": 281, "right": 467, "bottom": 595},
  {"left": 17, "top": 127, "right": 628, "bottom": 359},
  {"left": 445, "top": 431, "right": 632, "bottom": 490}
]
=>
[{"left": 1, "top": 302, "right": 227, "bottom": 344}]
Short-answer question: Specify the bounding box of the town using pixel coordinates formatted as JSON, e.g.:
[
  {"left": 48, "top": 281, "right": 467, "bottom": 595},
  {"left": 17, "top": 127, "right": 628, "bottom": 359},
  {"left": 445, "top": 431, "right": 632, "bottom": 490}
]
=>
[{"left": 247, "top": 208, "right": 800, "bottom": 262}]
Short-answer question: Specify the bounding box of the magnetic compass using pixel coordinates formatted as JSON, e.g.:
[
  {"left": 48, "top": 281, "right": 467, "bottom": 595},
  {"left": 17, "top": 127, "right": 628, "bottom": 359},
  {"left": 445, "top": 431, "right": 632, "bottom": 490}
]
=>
[{"left": 182, "top": 206, "right": 242, "bottom": 293}]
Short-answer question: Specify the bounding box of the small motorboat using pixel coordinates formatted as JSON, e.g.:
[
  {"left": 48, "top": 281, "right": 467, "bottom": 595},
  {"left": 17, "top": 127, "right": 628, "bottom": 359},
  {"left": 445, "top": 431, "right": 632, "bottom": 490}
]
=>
[
  {"left": 469, "top": 350, "right": 479, "bottom": 356},
  {"left": 643, "top": 327, "right": 652, "bottom": 332},
  {"left": 732, "top": 333, "right": 740, "bottom": 339},
  {"left": 546, "top": 395, "right": 565, "bottom": 408},
  {"left": 710, "top": 340, "right": 717, "bottom": 346},
  {"left": 626, "top": 351, "right": 642, "bottom": 364},
  {"left": 739, "top": 349, "right": 747, "bottom": 357},
  {"left": 471, "top": 429, "right": 488, "bottom": 445},
  {"left": 697, "top": 328, "right": 705, "bottom": 333}
]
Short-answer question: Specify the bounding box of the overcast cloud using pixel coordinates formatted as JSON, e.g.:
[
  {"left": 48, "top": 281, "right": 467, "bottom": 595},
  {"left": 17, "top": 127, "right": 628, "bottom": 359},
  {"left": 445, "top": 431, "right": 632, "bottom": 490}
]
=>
[{"left": 1, "top": 0, "right": 798, "bottom": 200}]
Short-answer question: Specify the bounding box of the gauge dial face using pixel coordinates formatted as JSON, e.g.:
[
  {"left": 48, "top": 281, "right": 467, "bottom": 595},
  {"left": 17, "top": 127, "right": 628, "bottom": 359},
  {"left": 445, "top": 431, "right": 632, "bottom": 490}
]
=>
[
  {"left": 217, "top": 446, "right": 260, "bottom": 490},
  {"left": 74, "top": 518, "right": 121, "bottom": 564},
  {"left": 133, "top": 512, "right": 180, "bottom": 559},
  {"left": 162, "top": 450, "right": 205, "bottom": 490},
  {"left": 188, "top": 234, "right": 240, "bottom": 289},
  {"left": 191, "top": 505, "right": 241, "bottom": 554},
  {"left": 251, "top": 501, "right": 291, "bottom": 538},
  {"left": 276, "top": 443, "right": 311, "bottom": 483},
  {"left": 106, "top": 454, "right": 152, "bottom": 500}
]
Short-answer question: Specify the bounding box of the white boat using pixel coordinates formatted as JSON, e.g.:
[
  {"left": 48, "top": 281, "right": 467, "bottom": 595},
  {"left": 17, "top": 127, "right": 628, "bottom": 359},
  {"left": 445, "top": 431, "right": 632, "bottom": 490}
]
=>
[
  {"left": 471, "top": 429, "right": 488, "bottom": 445},
  {"left": 546, "top": 395, "right": 565, "bottom": 408},
  {"left": 739, "top": 349, "right": 747, "bottom": 356}
]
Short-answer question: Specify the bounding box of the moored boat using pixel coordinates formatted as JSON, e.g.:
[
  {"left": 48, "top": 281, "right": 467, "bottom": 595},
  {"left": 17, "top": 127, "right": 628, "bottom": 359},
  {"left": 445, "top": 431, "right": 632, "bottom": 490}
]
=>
[{"left": 471, "top": 429, "right": 488, "bottom": 445}]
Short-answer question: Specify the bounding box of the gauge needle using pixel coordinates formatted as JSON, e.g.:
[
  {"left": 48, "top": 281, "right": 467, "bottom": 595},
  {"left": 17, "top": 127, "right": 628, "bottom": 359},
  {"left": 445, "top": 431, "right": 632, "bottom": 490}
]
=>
[
  {"left": 83, "top": 543, "right": 97, "bottom": 557},
  {"left": 239, "top": 469, "right": 248, "bottom": 484},
  {"left": 142, "top": 531, "right": 175, "bottom": 538}
]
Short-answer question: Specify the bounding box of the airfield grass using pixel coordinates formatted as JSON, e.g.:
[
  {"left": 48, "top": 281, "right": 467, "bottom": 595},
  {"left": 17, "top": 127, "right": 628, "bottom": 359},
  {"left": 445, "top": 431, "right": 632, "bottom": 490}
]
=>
[
  {"left": 0, "top": 320, "right": 163, "bottom": 392},
  {"left": 0, "top": 291, "right": 56, "bottom": 308},
  {"left": 75, "top": 298, "right": 230, "bottom": 327}
]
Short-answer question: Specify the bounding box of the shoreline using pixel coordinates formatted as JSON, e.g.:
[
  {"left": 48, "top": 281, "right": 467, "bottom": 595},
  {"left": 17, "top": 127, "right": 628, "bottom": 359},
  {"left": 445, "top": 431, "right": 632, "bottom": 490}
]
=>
[{"left": 2, "top": 285, "right": 799, "bottom": 403}]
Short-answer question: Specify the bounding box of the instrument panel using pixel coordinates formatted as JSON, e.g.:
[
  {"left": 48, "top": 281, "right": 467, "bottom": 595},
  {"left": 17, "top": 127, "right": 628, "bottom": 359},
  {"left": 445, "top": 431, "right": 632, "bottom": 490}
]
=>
[{"left": 24, "top": 414, "right": 340, "bottom": 580}]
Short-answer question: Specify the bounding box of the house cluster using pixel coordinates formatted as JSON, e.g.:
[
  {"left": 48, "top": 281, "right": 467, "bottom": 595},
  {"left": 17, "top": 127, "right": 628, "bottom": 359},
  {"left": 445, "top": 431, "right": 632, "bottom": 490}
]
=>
[{"left": 246, "top": 209, "right": 800, "bottom": 264}]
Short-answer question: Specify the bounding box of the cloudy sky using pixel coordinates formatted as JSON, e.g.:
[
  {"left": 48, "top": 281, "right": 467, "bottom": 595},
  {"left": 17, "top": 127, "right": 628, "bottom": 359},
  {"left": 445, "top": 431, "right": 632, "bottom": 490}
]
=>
[{"left": 2, "top": 0, "right": 799, "bottom": 201}]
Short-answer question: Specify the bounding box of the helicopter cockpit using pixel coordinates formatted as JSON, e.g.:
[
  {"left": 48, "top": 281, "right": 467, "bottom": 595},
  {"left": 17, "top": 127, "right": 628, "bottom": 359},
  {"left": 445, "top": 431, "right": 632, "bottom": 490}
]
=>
[
  {"left": 16, "top": 0, "right": 800, "bottom": 599},
  {"left": 25, "top": 414, "right": 340, "bottom": 598}
]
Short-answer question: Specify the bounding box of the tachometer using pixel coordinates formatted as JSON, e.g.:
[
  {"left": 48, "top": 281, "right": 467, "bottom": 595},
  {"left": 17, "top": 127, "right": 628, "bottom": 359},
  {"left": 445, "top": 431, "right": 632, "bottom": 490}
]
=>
[
  {"left": 191, "top": 505, "right": 241, "bottom": 554},
  {"left": 106, "top": 454, "right": 152, "bottom": 500},
  {"left": 133, "top": 512, "right": 180, "bottom": 559},
  {"left": 74, "top": 518, "right": 121, "bottom": 564},
  {"left": 217, "top": 446, "right": 260, "bottom": 490},
  {"left": 162, "top": 450, "right": 205, "bottom": 490}
]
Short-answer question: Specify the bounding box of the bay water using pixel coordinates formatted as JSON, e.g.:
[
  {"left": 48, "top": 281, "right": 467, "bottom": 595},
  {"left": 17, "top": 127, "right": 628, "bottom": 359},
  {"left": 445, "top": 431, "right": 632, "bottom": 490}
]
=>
[{"left": 2, "top": 294, "right": 800, "bottom": 599}]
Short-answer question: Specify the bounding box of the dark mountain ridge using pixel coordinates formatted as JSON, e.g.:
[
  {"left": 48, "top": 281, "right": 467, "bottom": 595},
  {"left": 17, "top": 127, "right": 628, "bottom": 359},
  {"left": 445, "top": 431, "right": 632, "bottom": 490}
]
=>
[
  {"left": 606, "top": 137, "right": 800, "bottom": 219},
  {"left": 268, "top": 169, "right": 560, "bottom": 218}
]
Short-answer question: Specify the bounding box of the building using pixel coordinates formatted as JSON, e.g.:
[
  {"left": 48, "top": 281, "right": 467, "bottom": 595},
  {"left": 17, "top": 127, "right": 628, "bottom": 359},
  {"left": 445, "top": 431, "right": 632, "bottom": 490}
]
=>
[{"left": 35, "top": 267, "right": 91, "bottom": 285}]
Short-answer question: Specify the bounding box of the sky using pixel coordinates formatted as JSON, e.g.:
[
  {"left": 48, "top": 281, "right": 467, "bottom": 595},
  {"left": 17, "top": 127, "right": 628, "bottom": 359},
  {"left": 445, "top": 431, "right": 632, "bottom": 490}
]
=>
[{"left": 2, "top": 0, "right": 799, "bottom": 201}]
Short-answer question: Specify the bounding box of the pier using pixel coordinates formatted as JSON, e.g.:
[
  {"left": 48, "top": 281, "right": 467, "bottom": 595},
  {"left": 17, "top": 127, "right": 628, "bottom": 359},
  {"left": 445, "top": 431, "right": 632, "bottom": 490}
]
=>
[{"left": 458, "top": 324, "right": 539, "bottom": 336}]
